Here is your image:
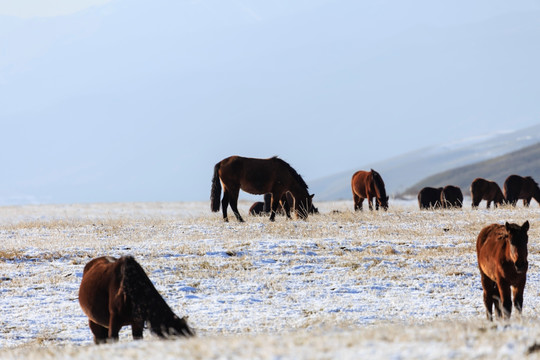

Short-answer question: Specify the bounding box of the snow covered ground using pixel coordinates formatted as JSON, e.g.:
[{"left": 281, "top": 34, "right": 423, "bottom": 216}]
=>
[{"left": 1, "top": 200, "right": 540, "bottom": 359}]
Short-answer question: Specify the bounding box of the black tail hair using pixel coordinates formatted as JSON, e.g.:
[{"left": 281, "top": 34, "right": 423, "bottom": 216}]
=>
[{"left": 210, "top": 162, "right": 222, "bottom": 212}]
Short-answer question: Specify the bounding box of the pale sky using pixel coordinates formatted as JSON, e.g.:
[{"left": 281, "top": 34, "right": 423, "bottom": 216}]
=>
[
  {"left": 0, "top": 0, "right": 112, "bottom": 18},
  {"left": 1, "top": 0, "right": 539, "bottom": 205}
]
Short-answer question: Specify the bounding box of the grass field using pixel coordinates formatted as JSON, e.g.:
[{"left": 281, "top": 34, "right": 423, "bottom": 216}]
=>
[{"left": 1, "top": 200, "right": 540, "bottom": 359}]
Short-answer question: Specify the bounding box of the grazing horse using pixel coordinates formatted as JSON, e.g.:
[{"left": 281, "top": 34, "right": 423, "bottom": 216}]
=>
[
  {"left": 503, "top": 175, "right": 540, "bottom": 207},
  {"left": 476, "top": 221, "right": 530, "bottom": 320},
  {"left": 351, "top": 169, "right": 389, "bottom": 211},
  {"left": 249, "top": 193, "right": 272, "bottom": 216},
  {"left": 441, "top": 185, "right": 463, "bottom": 208},
  {"left": 418, "top": 187, "right": 443, "bottom": 209},
  {"left": 471, "top": 178, "right": 505, "bottom": 209},
  {"left": 250, "top": 192, "right": 319, "bottom": 217},
  {"left": 78, "top": 256, "right": 194, "bottom": 344},
  {"left": 211, "top": 156, "right": 314, "bottom": 222}
]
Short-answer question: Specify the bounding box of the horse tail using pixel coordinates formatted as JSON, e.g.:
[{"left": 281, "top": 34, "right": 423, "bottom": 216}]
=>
[{"left": 210, "top": 162, "right": 222, "bottom": 212}]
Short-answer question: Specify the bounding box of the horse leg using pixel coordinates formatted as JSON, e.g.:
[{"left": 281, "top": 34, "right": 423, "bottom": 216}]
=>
[
  {"left": 486, "top": 200, "right": 491, "bottom": 209},
  {"left": 221, "top": 191, "right": 230, "bottom": 222},
  {"left": 524, "top": 198, "right": 531, "bottom": 207},
  {"left": 281, "top": 195, "right": 292, "bottom": 219},
  {"left": 480, "top": 274, "right": 495, "bottom": 321},
  {"left": 512, "top": 280, "right": 526, "bottom": 314},
  {"left": 269, "top": 193, "right": 282, "bottom": 221},
  {"left": 228, "top": 188, "right": 244, "bottom": 222},
  {"left": 108, "top": 312, "right": 122, "bottom": 341},
  {"left": 367, "top": 196, "right": 374, "bottom": 211},
  {"left": 132, "top": 321, "right": 144, "bottom": 340},
  {"left": 375, "top": 198, "right": 379, "bottom": 211},
  {"left": 353, "top": 193, "right": 361, "bottom": 211},
  {"left": 89, "top": 320, "right": 108, "bottom": 344},
  {"left": 357, "top": 198, "right": 365, "bottom": 211},
  {"left": 497, "top": 280, "right": 513, "bottom": 319}
]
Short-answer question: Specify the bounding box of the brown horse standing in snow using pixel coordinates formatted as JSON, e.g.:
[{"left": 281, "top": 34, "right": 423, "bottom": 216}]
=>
[
  {"left": 476, "top": 221, "right": 530, "bottom": 321},
  {"left": 78, "top": 256, "right": 194, "bottom": 344},
  {"left": 503, "top": 175, "right": 540, "bottom": 207},
  {"left": 351, "top": 169, "right": 389, "bottom": 211},
  {"left": 211, "top": 156, "right": 314, "bottom": 222},
  {"left": 471, "top": 178, "right": 505, "bottom": 209}
]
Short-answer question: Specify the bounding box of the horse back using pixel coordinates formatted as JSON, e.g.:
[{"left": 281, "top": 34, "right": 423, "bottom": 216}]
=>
[
  {"left": 476, "top": 224, "right": 507, "bottom": 278},
  {"left": 219, "top": 156, "right": 280, "bottom": 194}
]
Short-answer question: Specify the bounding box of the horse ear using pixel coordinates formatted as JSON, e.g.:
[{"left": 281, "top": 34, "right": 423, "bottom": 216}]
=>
[
  {"left": 522, "top": 220, "right": 530, "bottom": 232},
  {"left": 310, "top": 194, "right": 314, "bottom": 199},
  {"left": 505, "top": 222, "right": 512, "bottom": 232}
]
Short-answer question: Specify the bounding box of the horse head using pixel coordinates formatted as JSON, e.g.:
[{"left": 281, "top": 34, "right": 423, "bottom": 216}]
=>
[
  {"left": 505, "top": 221, "right": 529, "bottom": 273},
  {"left": 151, "top": 315, "right": 194, "bottom": 338},
  {"left": 296, "top": 193, "right": 314, "bottom": 219},
  {"left": 378, "top": 196, "right": 389, "bottom": 211}
]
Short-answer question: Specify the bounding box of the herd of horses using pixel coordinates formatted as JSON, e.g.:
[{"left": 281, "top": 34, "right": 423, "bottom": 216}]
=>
[
  {"left": 419, "top": 175, "right": 540, "bottom": 210},
  {"left": 74, "top": 155, "right": 534, "bottom": 343}
]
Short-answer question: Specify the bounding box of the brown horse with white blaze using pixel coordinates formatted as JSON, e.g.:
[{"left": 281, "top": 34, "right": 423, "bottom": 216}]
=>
[
  {"left": 78, "top": 256, "right": 194, "bottom": 344},
  {"left": 351, "top": 169, "right": 389, "bottom": 211},
  {"left": 211, "top": 156, "right": 314, "bottom": 222},
  {"left": 476, "top": 221, "right": 530, "bottom": 321}
]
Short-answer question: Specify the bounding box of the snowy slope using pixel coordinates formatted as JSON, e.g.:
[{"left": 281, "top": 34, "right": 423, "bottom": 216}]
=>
[{"left": 310, "top": 124, "right": 540, "bottom": 200}]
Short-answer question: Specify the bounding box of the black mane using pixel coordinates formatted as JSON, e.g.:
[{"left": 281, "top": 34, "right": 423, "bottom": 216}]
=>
[{"left": 271, "top": 156, "right": 309, "bottom": 191}]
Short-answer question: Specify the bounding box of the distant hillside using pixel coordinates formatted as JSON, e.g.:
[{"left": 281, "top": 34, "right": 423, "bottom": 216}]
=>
[
  {"left": 400, "top": 142, "right": 540, "bottom": 197},
  {"left": 310, "top": 124, "right": 540, "bottom": 201}
]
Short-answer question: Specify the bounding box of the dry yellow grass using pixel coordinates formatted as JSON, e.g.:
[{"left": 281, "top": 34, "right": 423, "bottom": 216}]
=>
[{"left": 1, "top": 200, "right": 540, "bottom": 358}]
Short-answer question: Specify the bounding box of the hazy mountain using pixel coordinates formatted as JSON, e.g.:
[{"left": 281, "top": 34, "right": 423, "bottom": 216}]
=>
[
  {"left": 400, "top": 141, "right": 540, "bottom": 198},
  {"left": 310, "top": 124, "right": 540, "bottom": 201}
]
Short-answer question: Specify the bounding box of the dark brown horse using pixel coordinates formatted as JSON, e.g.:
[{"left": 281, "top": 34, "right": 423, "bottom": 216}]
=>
[
  {"left": 441, "top": 185, "right": 463, "bottom": 208},
  {"left": 79, "top": 256, "right": 194, "bottom": 344},
  {"left": 471, "top": 178, "right": 505, "bottom": 209},
  {"left": 476, "top": 221, "right": 529, "bottom": 320},
  {"left": 503, "top": 175, "right": 540, "bottom": 207},
  {"left": 351, "top": 169, "right": 389, "bottom": 211},
  {"left": 211, "top": 156, "right": 314, "bottom": 222},
  {"left": 417, "top": 187, "right": 443, "bottom": 209},
  {"left": 249, "top": 192, "right": 319, "bottom": 217}
]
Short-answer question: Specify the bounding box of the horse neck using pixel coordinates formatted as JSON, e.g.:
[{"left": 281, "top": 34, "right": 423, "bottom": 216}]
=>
[
  {"left": 146, "top": 298, "right": 175, "bottom": 327},
  {"left": 120, "top": 257, "right": 173, "bottom": 324},
  {"left": 372, "top": 175, "right": 386, "bottom": 199},
  {"left": 287, "top": 183, "right": 308, "bottom": 203}
]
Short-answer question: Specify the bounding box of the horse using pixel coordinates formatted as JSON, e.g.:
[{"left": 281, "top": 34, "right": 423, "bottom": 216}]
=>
[
  {"left": 471, "top": 178, "right": 505, "bottom": 209},
  {"left": 351, "top": 169, "right": 389, "bottom": 211},
  {"left": 249, "top": 193, "right": 272, "bottom": 216},
  {"left": 503, "top": 175, "right": 540, "bottom": 207},
  {"left": 78, "top": 256, "right": 194, "bottom": 344},
  {"left": 249, "top": 192, "right": 319, "bottom": 217},
  {"left": 476, "top": 221, "right": 530, "bottom": 320},
  {"left": 211, "top": 156, "right": 314, "bottom": 222},
  {"left": 417, "top": 187, "right": 443, "bottom": 209},
  {"left": 441, "top": 185, "right": 463, "bottom": 208}
]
